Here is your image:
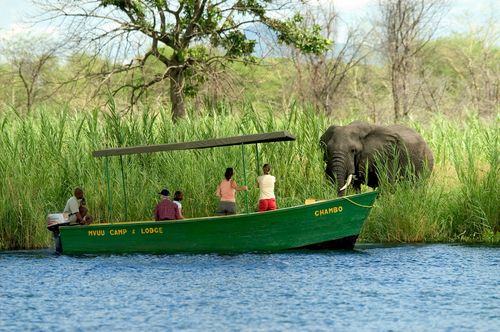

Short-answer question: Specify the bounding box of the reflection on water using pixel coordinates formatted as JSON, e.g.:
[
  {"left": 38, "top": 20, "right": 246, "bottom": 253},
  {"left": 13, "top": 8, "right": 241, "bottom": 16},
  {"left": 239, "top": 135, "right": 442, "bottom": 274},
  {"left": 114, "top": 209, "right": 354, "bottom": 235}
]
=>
[{"left": 0, "top": 244, "right": 498, "bottom": 331}]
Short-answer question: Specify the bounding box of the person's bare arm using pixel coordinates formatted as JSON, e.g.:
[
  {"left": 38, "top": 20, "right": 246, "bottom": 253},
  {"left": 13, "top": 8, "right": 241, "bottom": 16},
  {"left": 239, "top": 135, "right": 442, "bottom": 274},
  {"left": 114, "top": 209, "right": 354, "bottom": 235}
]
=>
[
  {"left": 175, "top": 206, "right": 184, "bottom": 220},
  {"left": 232, "top": 180, "right": 248, "bottom": 191},
  {"left": 178, "top": 206, "right": 185, "bottom": 219}
]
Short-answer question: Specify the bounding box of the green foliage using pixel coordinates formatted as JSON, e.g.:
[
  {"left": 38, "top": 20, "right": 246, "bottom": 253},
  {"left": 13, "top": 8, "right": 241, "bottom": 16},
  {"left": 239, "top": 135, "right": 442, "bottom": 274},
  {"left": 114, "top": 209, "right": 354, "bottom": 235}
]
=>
[
  {"left": 268, "top": 14, "right": 332, "bottom": 55},
  {"left": 361, "top": 115, "right": 499, "bottom": 243},
  {"left": 220, "top": 31, "right": 256, "bottom": 57},
  {"left": 198, "top": 2, "right": 222, "bottom": 31},
  {"left": 447, "top": 115, "right": 499, "bottom": 239},
  {"left": 419, "top": 35, "right": 500, "bottom": 101},
  {"left": 101, "top": 0, "right": 148, "bottom": 26},
  {"left": 91, "top": 1, "right": 331, "bottom": 120},
  {"left": 234, "top": 0, "right": 266, "bottom": 17},
  {"left": 361, "top": 179, "right": 450, "bottom": 243},
  {"left": 0, "top": 103, "right": 325, "bottom": 249},
  {"left": 0, "top": 105, "right": 497, "bottom": 250}
]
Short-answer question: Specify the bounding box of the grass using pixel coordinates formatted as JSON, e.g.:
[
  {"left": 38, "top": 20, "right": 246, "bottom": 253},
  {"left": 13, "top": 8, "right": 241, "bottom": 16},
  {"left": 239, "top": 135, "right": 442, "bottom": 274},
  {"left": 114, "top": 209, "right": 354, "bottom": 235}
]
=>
[
  {"left": 0, "top": 105, "right": 498, "bottom": 250},
  {"left": 361, "top": 113, "right": 499, "bottom": 243}
]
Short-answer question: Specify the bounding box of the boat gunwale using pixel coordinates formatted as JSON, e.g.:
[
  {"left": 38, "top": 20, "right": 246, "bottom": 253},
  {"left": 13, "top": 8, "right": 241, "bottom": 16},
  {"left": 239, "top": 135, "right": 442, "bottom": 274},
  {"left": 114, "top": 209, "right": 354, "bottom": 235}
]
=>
[{"left": 59, "top": 191, "right": 377, "bottom": 228}]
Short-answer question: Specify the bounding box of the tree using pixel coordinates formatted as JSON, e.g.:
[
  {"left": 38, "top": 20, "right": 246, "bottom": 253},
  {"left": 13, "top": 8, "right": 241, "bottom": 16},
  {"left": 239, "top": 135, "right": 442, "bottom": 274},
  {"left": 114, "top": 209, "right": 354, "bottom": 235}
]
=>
[
  {"left": 376, "top": 0, "right": 446, "bottom": 122},
  {"left": 420, "top": 32, "right": 499, "bottom": 116},
  {"left": 36, "top": 0, "right": 330, "bottom": 122},
  {"left": 289, "top": 4, "right": 371, "bottom": 115},
  {"left": 0, "top": 36, "right": 59, "bottom": 113}
]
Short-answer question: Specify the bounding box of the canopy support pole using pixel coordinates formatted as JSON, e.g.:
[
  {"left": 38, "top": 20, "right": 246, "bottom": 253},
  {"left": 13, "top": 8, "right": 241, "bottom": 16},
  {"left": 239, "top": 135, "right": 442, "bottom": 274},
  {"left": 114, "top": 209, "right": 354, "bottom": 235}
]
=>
[
  {"left": 119, "top": 155, "right": 128, "bottom": 221},
  {"left": 105, "top": 157, "right": 112, "bottom": 221},
  {"left": 241, "top": 143, "right": 249, "bottom": 214},
  {"left": 255, "top": 143, "right": 260, "bottom": 175}
]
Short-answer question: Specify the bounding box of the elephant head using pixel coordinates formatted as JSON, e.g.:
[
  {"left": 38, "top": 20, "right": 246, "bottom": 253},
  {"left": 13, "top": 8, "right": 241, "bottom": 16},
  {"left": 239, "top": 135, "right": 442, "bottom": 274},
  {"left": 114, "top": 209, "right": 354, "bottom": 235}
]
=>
[
  {"left": 320, "top": 121, "right": 372, "bottom": 196},
  {"left": 320, "top": 121, "right": 434, "bottom": 196}
]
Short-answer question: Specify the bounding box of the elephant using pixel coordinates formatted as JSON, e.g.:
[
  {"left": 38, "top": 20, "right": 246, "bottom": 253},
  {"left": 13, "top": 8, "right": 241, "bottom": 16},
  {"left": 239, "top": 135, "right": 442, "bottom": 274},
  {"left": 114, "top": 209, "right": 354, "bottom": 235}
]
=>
[{"left": 320, "top": 121, "right": 434, "bottom": 196}]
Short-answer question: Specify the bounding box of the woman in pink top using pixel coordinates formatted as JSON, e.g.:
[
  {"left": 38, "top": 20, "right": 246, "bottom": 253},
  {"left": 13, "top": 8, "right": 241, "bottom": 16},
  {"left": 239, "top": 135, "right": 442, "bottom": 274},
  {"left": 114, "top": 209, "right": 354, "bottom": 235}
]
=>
[{"left": 215, "top": 167, "right": 248, "bottom": 215}]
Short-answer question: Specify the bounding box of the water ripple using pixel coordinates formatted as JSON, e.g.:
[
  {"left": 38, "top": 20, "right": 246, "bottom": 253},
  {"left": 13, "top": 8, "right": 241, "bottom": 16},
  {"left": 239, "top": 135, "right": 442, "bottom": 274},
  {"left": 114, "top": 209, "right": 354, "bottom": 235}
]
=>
[{"left": 0, "top": 245, "right": 498, "bottom": 331}]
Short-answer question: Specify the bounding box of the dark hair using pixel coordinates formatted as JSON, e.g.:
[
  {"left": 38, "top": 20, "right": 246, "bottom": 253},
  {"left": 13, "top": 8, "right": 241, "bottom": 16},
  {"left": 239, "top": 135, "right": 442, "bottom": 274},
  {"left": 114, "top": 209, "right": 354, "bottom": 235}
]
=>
[
  {"left": 174, "top": 191, "right": 183, "bottom": 201},
  {"left": 224, "top": 167, "right": 234, "bottom": 180},
  {"left": 158, "top": 189, "right": 170, "bottom": 196},
  {"left": 263, "top": 164, "right": 271, "bottom": 174}
]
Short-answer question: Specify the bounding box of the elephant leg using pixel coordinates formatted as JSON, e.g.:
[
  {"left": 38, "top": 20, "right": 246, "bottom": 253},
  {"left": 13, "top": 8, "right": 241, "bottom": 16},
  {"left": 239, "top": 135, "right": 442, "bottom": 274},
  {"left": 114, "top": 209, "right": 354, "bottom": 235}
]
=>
[
  {"left": 366, "top": 171, "right": 379, "bottom": 189},
  {"left": 352, "top": 180, "right": 362, "bottom": 194}
]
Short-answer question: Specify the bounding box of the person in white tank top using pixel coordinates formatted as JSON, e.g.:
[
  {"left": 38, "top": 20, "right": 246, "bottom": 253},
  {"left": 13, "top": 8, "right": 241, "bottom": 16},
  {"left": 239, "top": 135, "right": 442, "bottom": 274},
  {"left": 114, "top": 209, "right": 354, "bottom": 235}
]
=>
[
  {"left": 256, "top": 164, "right": 277, "bottom": 212},
  {"left": 173, "top": 191, "right": 185, "bottom": 219}
]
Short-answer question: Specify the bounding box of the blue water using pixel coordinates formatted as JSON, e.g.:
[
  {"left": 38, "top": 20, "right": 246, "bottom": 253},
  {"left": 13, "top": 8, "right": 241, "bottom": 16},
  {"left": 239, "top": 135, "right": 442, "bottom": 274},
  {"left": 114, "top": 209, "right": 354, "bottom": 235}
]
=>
[{"left": 0, "top": 244, "right": 498, "bottom": 331}]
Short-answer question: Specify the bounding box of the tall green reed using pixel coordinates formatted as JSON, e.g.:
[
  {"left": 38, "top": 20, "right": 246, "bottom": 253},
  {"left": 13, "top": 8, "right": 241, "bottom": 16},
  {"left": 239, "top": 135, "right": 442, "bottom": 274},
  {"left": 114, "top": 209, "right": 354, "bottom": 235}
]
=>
[
  {"left": 0, "top": 104, "right": 497, "bottom": 249},
  {"left": 362, "top": 114, "right": 499, "bottom": 243},
  {"left": 447, "top": 116, "right": 499, "bottom": 241}
]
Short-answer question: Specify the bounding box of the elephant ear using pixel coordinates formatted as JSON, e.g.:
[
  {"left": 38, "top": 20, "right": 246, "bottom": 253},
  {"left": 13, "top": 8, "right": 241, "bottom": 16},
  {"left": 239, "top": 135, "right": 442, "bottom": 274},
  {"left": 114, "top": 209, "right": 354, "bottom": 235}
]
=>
[
  {"left": 362, "top": 126, "right": 400, "bottom": 160},
  {"left": 320, "top": 125, "right": 337, "bottom": 149},
  {"left": 350, "top": 121, "right": 375, "bottom": 140}
]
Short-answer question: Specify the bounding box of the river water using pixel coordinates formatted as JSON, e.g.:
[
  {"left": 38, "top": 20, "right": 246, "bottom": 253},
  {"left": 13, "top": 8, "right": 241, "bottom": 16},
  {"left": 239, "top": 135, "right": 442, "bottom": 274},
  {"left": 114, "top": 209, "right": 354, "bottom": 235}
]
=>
[{"left": 0, "top": 244, "right": 498, "bottom": 331}]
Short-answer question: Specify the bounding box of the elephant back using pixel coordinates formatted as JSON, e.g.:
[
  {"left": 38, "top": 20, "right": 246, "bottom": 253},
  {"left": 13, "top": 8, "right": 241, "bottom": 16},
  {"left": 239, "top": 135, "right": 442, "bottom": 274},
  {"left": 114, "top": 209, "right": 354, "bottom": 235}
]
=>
[{"left": 388, "top": 125, "right": 434, "bottom": 175}]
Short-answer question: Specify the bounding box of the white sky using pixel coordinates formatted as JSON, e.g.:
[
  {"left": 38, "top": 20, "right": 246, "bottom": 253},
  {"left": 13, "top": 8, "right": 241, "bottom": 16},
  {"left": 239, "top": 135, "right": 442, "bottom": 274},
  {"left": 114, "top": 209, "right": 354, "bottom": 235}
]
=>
[
  {"left": 0, "top": 0, "right": 498, "bottom": 41},
  {"left": 0, "top": 0, "right": 32, "bottom": 28},
  {"left": 324, "top": 0, "right": 372, "bottom": 11}
]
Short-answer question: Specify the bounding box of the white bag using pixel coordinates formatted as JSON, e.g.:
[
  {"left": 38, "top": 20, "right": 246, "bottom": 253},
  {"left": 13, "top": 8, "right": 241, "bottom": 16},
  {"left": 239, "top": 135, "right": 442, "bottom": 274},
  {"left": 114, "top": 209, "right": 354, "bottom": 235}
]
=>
[{"left": 47, "top": 213, "right": 69, "bottom": 227}]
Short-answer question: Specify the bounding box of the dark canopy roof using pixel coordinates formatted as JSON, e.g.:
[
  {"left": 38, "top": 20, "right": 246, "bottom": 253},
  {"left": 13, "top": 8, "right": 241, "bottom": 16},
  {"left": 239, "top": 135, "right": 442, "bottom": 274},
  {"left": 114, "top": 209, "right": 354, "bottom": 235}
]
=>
[{"left": 93, "top": 131, "right": 296, "bottom": 157}]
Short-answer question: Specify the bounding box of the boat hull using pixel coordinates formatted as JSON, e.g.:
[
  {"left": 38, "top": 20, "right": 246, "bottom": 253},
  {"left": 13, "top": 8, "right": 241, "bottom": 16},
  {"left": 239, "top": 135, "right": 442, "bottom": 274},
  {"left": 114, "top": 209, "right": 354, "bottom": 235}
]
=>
[{"left": 54, "top": 192, "right": 377, "bottom": 254}]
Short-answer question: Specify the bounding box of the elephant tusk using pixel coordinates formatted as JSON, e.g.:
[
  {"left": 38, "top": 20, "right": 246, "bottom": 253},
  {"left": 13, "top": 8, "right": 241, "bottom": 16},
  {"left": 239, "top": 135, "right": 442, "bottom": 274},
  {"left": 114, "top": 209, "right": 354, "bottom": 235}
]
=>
[{"left": 339, "top": 174, "right": 353, "bottom": 192}]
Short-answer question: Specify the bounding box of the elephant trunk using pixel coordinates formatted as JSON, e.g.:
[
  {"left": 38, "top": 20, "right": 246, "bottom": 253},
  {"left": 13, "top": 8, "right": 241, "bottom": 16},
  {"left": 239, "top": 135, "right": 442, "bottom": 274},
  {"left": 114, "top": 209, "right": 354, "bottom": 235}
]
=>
[
  {"left": 339, "top": 174, "right": 353, "bottom": 192},
  {"left": 326, "top": 153, "right": 354, "bottom": 197},
  {"left": 333, "top": 164, "right": 346, "bottom": 197},
  {"left": 336, "top": 170, "right": 347, "bottom": 196}
]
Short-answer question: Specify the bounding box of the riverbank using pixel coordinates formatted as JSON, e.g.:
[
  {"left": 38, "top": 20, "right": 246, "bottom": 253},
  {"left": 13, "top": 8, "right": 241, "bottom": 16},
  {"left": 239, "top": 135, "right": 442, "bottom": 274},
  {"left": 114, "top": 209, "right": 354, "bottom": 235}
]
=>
[{"left": 0, "top": 106, "right": 498, "bottom": 249}]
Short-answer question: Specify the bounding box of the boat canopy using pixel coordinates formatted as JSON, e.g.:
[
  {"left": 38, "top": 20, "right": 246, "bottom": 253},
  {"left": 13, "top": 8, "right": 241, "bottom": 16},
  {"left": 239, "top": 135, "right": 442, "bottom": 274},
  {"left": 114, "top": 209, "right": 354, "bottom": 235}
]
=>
[{"left": 93, "top": 131, "right": 296, "bottom": 157}]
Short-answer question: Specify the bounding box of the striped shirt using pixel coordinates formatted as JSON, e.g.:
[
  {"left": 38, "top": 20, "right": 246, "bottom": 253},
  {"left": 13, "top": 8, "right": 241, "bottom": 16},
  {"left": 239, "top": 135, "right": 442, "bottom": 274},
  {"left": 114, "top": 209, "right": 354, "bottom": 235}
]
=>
[{"left": 155, "top": 199, "right": 181, "bottom": 221}]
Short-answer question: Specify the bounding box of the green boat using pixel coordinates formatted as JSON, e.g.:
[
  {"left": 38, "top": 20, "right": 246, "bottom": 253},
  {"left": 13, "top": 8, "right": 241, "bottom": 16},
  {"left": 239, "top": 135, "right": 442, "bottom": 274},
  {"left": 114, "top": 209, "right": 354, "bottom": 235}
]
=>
[{"left": 48, "top": 132, "right": 377, "bottom": 254}]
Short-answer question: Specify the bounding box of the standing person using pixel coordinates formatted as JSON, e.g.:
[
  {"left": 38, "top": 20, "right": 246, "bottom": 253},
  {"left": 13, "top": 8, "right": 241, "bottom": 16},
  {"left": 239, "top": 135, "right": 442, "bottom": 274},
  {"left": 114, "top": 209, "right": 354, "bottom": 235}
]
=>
[
  {"left": 155, "top": 189, "right": 183, "bottom": 221},
  {"left": 64, "top": 187, "right": 92, "bottom": 225},
  {"left": 257, "top": 164, "right": 277, "bottom": 212},
  {"left": 173, "top": 191, "right": 185, "bottom": 219},
  {"left": 215, "top": 167, "right": 248, "bottom": 215}
]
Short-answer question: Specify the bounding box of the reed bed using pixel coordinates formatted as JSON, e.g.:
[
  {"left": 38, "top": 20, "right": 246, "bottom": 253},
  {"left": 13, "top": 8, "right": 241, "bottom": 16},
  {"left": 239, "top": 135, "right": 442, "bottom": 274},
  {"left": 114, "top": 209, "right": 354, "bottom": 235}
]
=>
[{"left": 0, "top": 105, "right": 498, "bottom": 249}]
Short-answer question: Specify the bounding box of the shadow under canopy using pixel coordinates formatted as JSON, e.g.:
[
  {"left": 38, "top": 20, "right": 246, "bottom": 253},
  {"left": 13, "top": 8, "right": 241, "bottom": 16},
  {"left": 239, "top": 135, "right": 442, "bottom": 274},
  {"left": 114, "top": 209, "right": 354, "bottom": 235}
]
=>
[{"left": 93, "top": 131, "right": 296, "bottom": 220}]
